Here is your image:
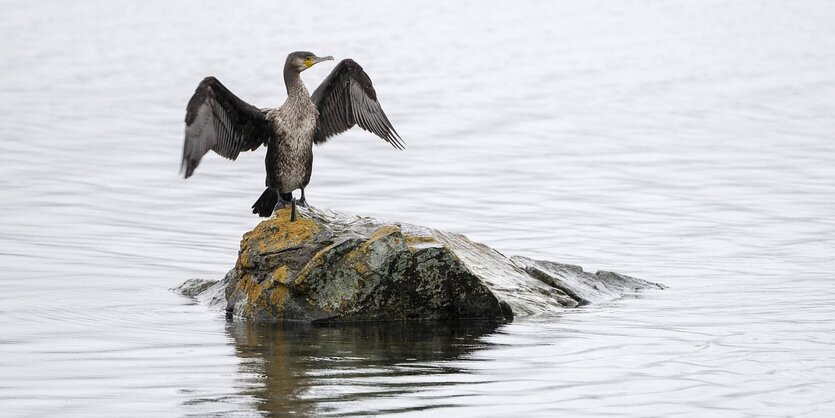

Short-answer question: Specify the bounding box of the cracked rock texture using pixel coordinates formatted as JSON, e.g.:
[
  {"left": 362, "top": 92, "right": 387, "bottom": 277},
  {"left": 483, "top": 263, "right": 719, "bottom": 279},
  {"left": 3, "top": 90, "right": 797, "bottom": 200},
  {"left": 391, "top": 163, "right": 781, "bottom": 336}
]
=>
[{"left": 176, "top": 207, "right": 665, "bottom": 323}]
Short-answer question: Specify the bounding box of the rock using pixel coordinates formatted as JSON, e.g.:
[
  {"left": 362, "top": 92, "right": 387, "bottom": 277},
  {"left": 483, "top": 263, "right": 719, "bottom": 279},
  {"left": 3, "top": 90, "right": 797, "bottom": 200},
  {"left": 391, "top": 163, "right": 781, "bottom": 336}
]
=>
[
  {"left": 511, "top": 256, "right": 668, "bottom": 306},
  {"left": 178, "top": 206, "right": 664, "bottom": 323},
  {"left": 174, "top": 278, "right": 217, "bottom": 297}
]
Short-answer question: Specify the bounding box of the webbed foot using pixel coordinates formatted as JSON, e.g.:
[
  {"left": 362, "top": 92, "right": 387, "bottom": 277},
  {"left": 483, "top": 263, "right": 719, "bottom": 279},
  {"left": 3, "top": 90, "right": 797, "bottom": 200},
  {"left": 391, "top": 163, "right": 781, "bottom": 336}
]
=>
[
  {"left": 298, "top": 189, "right": 309, "bottom": 207},
  {"left": 272, "top": 195, "right": 292, "bottom": 214}
]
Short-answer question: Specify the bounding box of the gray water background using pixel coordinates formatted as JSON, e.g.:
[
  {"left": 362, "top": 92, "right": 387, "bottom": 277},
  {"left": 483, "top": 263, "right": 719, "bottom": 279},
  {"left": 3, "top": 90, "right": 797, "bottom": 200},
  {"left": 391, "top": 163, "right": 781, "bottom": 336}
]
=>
[{"left": 1, "top": 0, "right": 834, "bottom": 416}]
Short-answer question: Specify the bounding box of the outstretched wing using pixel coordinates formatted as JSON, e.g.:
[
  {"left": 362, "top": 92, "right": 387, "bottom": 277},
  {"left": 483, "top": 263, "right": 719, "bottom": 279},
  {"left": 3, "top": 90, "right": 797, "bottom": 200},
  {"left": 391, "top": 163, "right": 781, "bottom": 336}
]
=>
[
  {"left": 311, "top": 59, "right": 404, "bottom": 149},
  {"left": 181, "top": 76, "right": 273, "bottom": 178}
]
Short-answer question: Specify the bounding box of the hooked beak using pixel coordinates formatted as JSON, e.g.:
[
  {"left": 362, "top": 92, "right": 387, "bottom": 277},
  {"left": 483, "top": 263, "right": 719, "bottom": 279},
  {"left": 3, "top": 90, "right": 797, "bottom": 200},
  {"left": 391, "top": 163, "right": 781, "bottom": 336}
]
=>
[
  {"left": 305, "top": 55, "right": 334, "bottom": 68},
  {"left": 314, "top": 55, "right": 334, "bottom": 64}
]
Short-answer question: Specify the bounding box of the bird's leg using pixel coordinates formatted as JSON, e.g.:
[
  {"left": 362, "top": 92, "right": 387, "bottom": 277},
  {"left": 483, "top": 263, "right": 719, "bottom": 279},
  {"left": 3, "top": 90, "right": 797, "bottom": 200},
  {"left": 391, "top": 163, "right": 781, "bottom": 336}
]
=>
[
  {"left": 273, "top": 192, "right": 293, "bottom": 213},
  {"left": 290, "top": 198, "right": 297, "bottom": 222},
  {"left": 298, "top": 188, "right": 308, "bottom": 207}
]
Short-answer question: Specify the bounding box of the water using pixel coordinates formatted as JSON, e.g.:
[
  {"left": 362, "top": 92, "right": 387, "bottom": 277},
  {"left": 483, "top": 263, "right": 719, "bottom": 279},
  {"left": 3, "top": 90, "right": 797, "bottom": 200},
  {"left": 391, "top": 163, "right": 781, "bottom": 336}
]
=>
[{"left": 1, "top": 0, "right": 834, "bottom": 416}]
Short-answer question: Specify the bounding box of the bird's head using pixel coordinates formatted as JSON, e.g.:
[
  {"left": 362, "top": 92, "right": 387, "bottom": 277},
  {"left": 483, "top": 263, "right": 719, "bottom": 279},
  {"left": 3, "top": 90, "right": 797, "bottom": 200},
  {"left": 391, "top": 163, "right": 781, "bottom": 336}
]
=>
[{"left": 286, "top": 51, "right": 334, "bottom": 73}]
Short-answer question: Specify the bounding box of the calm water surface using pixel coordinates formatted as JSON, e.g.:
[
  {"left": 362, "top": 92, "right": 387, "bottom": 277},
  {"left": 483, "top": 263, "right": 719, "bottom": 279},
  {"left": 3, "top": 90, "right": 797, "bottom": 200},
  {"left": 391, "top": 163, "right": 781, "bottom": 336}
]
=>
[{"left": 1, "top": 0, "right": 834, "bottom": 416}]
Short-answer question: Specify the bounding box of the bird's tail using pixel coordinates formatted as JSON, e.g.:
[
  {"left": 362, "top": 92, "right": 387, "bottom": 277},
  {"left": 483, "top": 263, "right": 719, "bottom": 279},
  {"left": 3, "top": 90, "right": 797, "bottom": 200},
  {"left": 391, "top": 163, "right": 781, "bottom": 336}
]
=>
[{"left": 252, "top": 188, "right": 278, "bottom": 217}]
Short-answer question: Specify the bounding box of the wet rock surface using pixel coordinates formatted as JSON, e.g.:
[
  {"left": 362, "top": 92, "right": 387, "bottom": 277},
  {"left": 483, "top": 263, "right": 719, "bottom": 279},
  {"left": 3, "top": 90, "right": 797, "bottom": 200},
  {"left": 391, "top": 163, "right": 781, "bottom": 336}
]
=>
[{"left": 178, "top": 207, "right": 665, "bottom": 322}]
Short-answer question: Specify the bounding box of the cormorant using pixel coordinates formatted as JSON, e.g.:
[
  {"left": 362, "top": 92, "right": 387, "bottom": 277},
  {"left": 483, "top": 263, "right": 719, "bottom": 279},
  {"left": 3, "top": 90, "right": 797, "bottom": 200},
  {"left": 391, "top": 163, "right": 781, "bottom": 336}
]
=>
[{"left": 181, "top": 51, "right": 403, "bottom": 217}]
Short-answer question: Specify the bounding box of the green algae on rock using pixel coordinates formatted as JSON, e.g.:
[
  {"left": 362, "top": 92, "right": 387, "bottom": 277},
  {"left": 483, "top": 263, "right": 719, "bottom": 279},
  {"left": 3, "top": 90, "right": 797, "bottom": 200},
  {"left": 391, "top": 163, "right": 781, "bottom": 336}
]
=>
[{"left": 178, "top": 207, "right": 665, "bottom": 323}]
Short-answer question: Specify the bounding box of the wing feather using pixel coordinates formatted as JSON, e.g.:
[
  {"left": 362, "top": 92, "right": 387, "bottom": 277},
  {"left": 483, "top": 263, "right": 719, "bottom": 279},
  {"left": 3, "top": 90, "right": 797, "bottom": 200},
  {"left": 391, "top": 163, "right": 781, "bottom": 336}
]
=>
[
  {"left": 311, "top": 59, "right": 404, "bottom": 149},
  {"left": 181, "top": 76, "right": 273, "bottom": 178}
]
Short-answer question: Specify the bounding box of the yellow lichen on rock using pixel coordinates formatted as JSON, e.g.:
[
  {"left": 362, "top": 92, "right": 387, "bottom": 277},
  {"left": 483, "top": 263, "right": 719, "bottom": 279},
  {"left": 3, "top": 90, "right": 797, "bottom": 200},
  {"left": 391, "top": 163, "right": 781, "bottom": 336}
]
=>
[
  {"left": 269, "top": 286, "right": 289, "bottom": 308},
  {"left": 404, "top": 234, "right": 437, "bottom": 245},
  {"left": 237, "top": 251, "right": 250, "bottom": 269},
  {"left": 232, "top": 266, "right": 290, "bottom": 317},
  {"left": 271, "top": 265, "right": 288, "bottom": 284},
  {"left": 368, "top": 225, "right": 401, "bottom": 242},
  {"left": 237, "top": 208, "right": 320, "bottom": 268},
  {"left": 342, "top": 247, "right": 370, "bottom": 276},
  {"left": 403, "top": 233, "right": 442, "bottom": 253},
  {"left": 234, "top": 274, "right": 256, "bottom": 301},
  {"left": 233, "top": 274, "right": 265, "bottom": 315},
  {"left": 356, "top": 225, "right": 403, "bottom": 256},
  {"left": 253, "top": 208, "right": 319, "bottom": 249}
]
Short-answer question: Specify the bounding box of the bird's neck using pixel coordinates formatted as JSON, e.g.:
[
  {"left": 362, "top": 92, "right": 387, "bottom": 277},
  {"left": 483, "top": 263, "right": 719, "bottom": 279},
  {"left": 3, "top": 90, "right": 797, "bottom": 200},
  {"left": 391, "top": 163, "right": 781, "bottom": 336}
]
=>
[{"left": 284, "top": 71, "right": 310, "bottom": 102}]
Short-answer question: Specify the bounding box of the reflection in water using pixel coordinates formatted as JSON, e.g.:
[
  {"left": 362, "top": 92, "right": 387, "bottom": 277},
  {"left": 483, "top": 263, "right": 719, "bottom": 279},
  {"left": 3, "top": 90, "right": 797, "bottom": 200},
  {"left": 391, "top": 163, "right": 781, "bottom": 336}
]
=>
[{"left": 228, "top": 321, "right": 501, "bottom": 416}]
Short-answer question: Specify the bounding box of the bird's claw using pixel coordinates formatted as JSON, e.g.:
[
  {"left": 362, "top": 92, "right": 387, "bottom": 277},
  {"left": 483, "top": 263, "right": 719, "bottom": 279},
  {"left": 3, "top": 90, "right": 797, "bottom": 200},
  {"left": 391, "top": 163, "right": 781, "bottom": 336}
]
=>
[{"left": 272, "top": 198, "right": 292, "bottom": 214}]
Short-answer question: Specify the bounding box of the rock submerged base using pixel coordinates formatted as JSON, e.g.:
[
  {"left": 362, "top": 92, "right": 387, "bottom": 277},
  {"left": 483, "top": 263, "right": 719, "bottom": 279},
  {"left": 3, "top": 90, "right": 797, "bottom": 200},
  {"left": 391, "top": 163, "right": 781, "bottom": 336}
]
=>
[{"left": 177, "top": 207, "right": 665, "bottom": 323}]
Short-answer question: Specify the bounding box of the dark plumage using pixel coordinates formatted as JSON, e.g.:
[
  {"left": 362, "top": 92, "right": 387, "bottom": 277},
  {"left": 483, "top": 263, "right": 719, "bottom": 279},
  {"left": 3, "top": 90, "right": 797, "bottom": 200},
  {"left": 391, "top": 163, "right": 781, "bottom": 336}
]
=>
[
  {"left": 181, "top": 51, "right": 403, "bottom": 217},
  {"left": 312, "top": 59, "right": 404, "bottom": 149},
  {"left": 181, "top": 77, "right": 273, "bottom": 178}
]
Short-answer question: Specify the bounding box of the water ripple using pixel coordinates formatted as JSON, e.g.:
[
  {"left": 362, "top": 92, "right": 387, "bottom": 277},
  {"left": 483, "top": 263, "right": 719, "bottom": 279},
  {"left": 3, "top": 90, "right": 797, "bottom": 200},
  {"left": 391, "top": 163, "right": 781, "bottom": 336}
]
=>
[{"left": 2, "top": 0, "right": 835, "bottom": 416}]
